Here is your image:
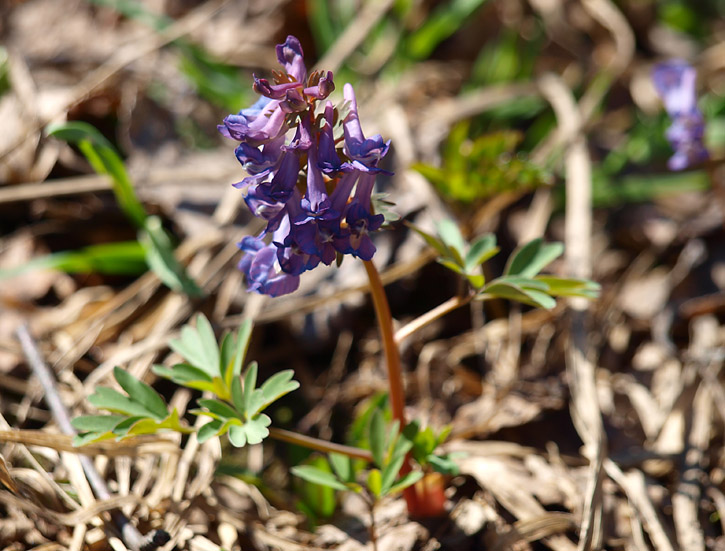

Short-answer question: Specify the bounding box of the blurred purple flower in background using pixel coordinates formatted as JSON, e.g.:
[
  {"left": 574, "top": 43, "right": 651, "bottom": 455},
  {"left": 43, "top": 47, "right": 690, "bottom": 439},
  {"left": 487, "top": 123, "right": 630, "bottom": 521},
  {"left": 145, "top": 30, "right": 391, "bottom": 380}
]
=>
[
  {"left": 219, "top": 35, "right": 391, "bottom": 296},
  {"left": 652, "top": 60, "right": 708, "bottom": 171}
]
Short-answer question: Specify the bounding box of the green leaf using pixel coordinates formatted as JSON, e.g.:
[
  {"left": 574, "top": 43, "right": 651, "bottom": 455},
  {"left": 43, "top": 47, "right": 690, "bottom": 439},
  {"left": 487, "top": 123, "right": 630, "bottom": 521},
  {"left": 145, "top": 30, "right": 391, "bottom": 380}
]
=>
[
  {"left": 71, "top": 415, "right": 125, "bottom": 433},
  {"left": 534, "top": 276, "right": 601, "bottom": 299},
  {"left": 113, "top": 366, "right": 168, "bottom": 420},
  {"left": 369, "top": 409, "right": 386, "bottom": 468},
  {"left": 436, "top": 219, "right": 466, "bottom": 265},
  {"left": 294, "top": 455, "right": 338, "bottom": 519},
  {"left": 480, "top": 280, "right": 557, "bottom": 309},
  {"left": 141, "top": 216, "right": 202, "bottom": 296},
  {"left": 73, "top": 431, "right": 117, "bottom": 446},
  {"left": 464, "top": 234, "right": 499, "bottom": 272},
  {"left": 259, "top": 370, "right": 300, "bottom": 412},
  {"left": 427, "top": 454, "right": 460, "bottom": 475},
  {"left": 405, "top": 0, "right": 491, "bottom": 60},
  {"left": 242, "top": 362, "right": 258, "bottom": 413},
  {"left": 504, "top": 239, "right": 563, "bottom": 278},
  {"left": 152, "top": 363, "right": 215, "bottom": 390},
  {"left": 169, "top": 315, "right": 220, "bottom": 378},
  {"left": 291, "top": 465, "right": 349, "bottom": 492},
  {"left": 197, "top": 419, "right": 223, "bottom": 443},
  {"left": 226, "top": 415, "right": 271, "bottom": 447},
  {"left": 127, "top": 408, "right": 192, "bottom": 436},
  {"left": 197, "top": 398, "right": 240, "bottom": 420},
  {"left": 111, "top": 416, "right": 146, "bottom": 436},
  {"left": 0, "top": 241, "right": 147, "bottom": 280},
  {"left": 381, "top": 453, "right": 407, "bottom": 495},
  {"left": 88, "top": 387, "right": 157, "bottom": 418},
  {"left": 231, "top": 320, "right": 253, "bottom": 383},
  {"left": 367, "top": 468, "right": 383, "bottom": 498},
  {"left": 46, "top": 121, "right": 147, "bottom": 228},
  {"left": 465, "top": 273, "right": 485, "bottom": 289},
  {"left": 406, "top": 222, "right": 454, "bottom": 260},
  {"left": 329, "top": 453, "right": 354, "bottom": 483},
  {"left": 386, "top": 471, "right": 424, "bottom": 496}
]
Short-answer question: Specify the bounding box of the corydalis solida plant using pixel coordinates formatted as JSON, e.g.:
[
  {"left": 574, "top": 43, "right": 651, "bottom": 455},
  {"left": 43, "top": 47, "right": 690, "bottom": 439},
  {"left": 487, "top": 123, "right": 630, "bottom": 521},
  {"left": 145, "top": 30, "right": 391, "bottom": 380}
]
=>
[{"left": 219, "top": 36, "right": 390, "bottom": 296}]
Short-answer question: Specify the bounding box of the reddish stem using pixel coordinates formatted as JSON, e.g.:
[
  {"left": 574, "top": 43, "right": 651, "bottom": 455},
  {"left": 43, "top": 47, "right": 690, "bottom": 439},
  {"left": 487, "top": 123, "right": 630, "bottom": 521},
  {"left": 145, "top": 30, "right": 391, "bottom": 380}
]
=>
[{"left": 363, "top": 260, "right": 406, "bottom": 426}]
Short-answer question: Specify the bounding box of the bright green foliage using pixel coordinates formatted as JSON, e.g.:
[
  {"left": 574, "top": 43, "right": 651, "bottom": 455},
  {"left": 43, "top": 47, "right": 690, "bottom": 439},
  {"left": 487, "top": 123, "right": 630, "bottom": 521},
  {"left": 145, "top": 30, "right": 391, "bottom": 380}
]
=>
[
  {"left": 410, "top": 223, "right": 600, "bottom": 309},
  {"left": 44, "top": 121, "right": 201, "bottom": 296},
  {"left": 413, "top": 123, "right": 551, "bottom": 203},
  {"left": 151, "top": 315, "right": 298, "bottom": 448},
  {"left": 290, "top": 408, "right": 423, "bottom": 502},
  {"left": 153, "top": 314, "right": 250, "bottom": 400},
  {"left": 403, "top": 421, "right": 460, "bottom": 476},
  {"left": 408, "top": 220, "right": 498, "bottom": 289},
  {"left": 0, "top": 242, "right": 148, "bottom": 279},
  {"left": 71, "top": 366, "right": 192, "bottom": 446},
  {"left": 74, "top": 315, "right": 299, "bottom": 450},
  {"left": 190, "top": 361, "right": 299, "bottom": 447},
  {"left": 405, "top": 0, "right": 491, "bottom": 60}
]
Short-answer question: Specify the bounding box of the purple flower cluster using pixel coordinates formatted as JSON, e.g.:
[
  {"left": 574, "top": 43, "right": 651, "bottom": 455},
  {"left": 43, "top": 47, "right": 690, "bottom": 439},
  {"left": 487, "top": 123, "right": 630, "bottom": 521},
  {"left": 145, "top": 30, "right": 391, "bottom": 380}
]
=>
[
  {"left": 219, "top": 36, "right": 390, "bottom": 297},
  {"left": 652, "top": 61, "right": 708, "bottom": 171}
]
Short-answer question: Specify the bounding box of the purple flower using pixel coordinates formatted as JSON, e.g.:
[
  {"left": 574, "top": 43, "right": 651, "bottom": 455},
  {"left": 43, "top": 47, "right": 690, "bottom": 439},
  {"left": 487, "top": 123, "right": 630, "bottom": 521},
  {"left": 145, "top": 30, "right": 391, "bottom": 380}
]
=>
[
  {"left": 238, "top": 230, "right": 300, "bottom": 297},
  {"left": 342, "top": 84, "right": 390, "bottom": 172},
  {"left": 652, "top": 61, "right": 708, "bottom": 171},
  {"left": 220, "top": 36, "right": 391, "bottom": 297}
]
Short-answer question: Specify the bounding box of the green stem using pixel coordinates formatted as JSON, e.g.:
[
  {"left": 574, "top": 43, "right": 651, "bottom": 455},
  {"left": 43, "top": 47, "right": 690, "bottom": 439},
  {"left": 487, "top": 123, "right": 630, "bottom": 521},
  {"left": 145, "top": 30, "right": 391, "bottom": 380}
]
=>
[
  {"left": 363, "top": 259, "right": 406, "bottom": 426},
  {"left": 268, "top": 427, "right": 372, "bottom": 462}
]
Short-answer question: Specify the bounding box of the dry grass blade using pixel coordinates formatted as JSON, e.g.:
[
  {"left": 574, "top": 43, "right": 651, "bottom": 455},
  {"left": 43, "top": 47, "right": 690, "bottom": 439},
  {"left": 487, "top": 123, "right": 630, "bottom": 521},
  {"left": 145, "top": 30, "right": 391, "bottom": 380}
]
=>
[
  {"left": 605, "top": 460, "right": 676, "bottom": 551},
  {"left": 0, "top": 452, "right": 19, "bottom": 494},
  {"left": 540, "top": 71, "right": 604, "bottom": 551},
  {"left": 0, "top": 491, "right": 138, "bottom": 526},
  {"left": 0, "top": 430, "right": 179, "bottom": 456}
]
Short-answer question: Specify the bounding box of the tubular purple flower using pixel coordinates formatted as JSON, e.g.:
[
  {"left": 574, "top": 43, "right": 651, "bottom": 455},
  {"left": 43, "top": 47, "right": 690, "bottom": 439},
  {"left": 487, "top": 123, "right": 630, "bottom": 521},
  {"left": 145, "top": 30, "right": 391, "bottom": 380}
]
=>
[
  {"left": 238, "top": 232, "right": 300, "bottom": 297},
  {"left": 303, "top": 71, "right": 335, "bottom": 100},
  {"left": 652, "top": 61, "right": 708, "bottom": 171},
  {"left": 234, "top": 135, "right": 285, "bottom": 175},
  {"left": 220, "top": 35, "right": 392, "bottom": 297},
  {"left": 276, "top": 36, "right": 307, "bottom": 83},
  {"left": 342, "top": 84, "right": 390, "bottom": 171},
  {"left": 343, "top": 173, "right": 384, "bottom": 260},
  {"left": 218, "top": 98, "right": 288, "bottom": 146},
  {"left": 318, "top": 102, "right": 348, "bottom": 174}
]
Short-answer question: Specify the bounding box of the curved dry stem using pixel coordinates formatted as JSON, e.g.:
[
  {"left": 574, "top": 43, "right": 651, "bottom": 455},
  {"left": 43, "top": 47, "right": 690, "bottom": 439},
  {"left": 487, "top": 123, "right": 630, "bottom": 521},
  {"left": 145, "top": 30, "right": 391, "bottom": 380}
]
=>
[
  {"left": 268, "top": 428, "right": 372, "bottom": 462},
  {"left": 394, "top": 294, "right": 473, "bottom": 344}
]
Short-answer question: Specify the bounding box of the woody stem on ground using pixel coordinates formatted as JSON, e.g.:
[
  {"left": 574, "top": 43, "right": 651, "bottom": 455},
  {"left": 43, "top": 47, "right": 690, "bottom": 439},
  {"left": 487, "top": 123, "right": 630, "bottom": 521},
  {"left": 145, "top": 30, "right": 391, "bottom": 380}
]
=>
[
  {"left": 363, "top": 259, "right": 406, "bottom": 426},
  {"left": 268, "top": 428, "right": 372, "bottom": 462}
]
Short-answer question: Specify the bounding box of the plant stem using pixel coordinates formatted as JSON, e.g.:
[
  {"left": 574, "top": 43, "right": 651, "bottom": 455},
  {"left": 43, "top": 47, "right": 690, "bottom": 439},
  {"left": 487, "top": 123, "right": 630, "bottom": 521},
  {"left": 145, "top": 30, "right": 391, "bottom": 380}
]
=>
[
  {"left": 362, "top": 259, "right": 406, "bottom": 426},
  {"left": 268, "top": 427, "right": 372, "bottom": 462},
  {"left": 394, "top": 294, "right": 473, "bottom": 344}
]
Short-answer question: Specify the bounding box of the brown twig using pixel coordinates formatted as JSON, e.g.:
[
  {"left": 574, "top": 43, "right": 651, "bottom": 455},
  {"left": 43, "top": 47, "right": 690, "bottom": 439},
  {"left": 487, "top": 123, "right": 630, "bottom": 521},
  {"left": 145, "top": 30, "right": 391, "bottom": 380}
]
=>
[
  {"left": 15, "top": 324, "right": 169, "bottom": 551},
  {"left": 268, "top": 428, "right": 373, "bottom": 462}
]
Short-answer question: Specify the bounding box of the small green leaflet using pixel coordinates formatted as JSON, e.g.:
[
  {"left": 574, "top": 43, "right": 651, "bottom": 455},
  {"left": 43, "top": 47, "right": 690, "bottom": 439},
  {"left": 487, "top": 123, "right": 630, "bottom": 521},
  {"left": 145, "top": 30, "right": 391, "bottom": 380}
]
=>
[{"left": 72, "top": 366, "right": 192, "bottom": 446}]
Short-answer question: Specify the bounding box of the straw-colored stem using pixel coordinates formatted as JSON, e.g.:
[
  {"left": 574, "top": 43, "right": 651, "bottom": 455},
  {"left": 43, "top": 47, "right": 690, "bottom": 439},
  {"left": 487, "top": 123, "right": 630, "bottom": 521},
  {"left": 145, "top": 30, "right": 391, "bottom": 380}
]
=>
[{"left": 394, "top": 294, "right": 473, "bottom": 344}]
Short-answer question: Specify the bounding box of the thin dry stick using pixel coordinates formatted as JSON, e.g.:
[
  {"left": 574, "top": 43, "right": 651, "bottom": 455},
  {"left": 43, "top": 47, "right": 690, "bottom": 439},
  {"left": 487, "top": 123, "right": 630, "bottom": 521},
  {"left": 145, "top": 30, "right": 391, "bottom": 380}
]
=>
[
  {"left": 15, "top": 324, "right": 169, "bottom": 551},
  {"left": 540, "top": 72, "right": 605, "bottom": 551},
  {"left": 394, "top": 294, "right": 473, "bottom": 344}
]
